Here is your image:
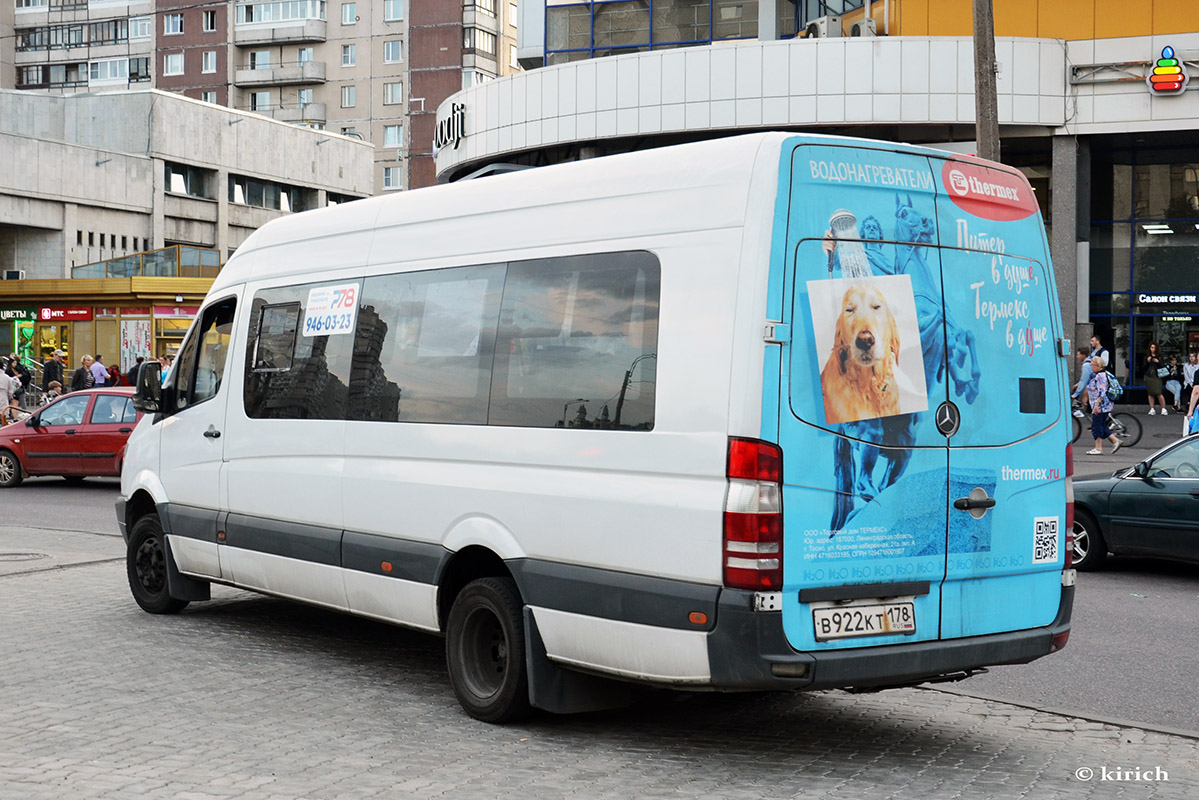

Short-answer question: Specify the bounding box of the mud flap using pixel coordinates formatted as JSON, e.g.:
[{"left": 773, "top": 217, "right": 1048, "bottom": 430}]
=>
[
  {"left": 163, "top": 537, "right": 211, "bottom": 602},
  {"left": 523, "top": 607, "right": 635, "bottom": 714}
]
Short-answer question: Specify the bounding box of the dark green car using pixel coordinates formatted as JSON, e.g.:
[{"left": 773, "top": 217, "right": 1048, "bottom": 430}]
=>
[{"left": 1072, "top": 435, "right": 1199, "bottom": 570}]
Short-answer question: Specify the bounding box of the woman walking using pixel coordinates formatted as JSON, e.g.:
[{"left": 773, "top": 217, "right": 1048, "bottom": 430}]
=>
[
  {"left": 1086, "top": 356, "right": 1122, "bottom": 455},
  {"left": 1143, "top": 342, "right": 1167, "bottom": 415}
]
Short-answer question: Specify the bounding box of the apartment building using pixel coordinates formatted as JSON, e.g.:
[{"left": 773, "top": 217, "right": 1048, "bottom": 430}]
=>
[{"left": 6, "top": 1, "right": 519, "bottom": 192}]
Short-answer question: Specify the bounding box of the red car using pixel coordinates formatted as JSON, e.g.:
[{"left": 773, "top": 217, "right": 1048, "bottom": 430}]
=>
[{"left": 0, "top": 388, "right": 141, "bottom": 487}]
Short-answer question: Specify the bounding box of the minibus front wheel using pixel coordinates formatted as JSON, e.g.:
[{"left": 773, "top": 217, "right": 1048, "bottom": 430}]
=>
[
  {"left": 446, "top": 577, "right": 532, "bottom": 723},
  {"left": 126, "top": 515, "right": 189, "bottom": 615}
]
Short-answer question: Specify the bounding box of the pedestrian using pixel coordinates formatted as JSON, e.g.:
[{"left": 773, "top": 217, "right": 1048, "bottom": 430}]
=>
[
  {"left": 160, "top": 354, "right": 173, "bottom": 381},
  {"left": 107, "top": 361, "right": 121, "bottom": 387},
  {"left": 1142, "top": 342, "right": 1167, "bottom": 415},
  {"left": 0, "top": 358, "right": 18, "bottom": 425},
  {"left": 1072, "top": 335, "right": 1109, "bottom": 402},
  {"left": 1164, "top": 355, "right": 1184, "bottom": 412},
  {"left": 3, "top": 354, "right": 28, "bottom": 408},
  {"left": 91, "top": 354, "right": 109, "bottom": 388},
  {"left": 42, "top": 349, "right": 65, "bottom": 393},
  {"left": 1086, "top": 355, "right": 1122, "bottom": 455},
  {"left": 129, "top": 356, "right": 146, "bottom": 388},
  {"left": 42, "top": 381, "right": 62, "bottom": 404},
  {"left": 69, "top": 355, "right": 96, "bottom": 393}
]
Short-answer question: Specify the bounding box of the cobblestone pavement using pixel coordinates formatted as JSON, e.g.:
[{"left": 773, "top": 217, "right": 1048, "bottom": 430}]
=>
[{"left": 1, "top": 526, "right": 1195, "bottom": 800}]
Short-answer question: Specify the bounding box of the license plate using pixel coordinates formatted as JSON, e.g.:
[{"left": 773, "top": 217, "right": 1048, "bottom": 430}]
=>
[{"left": 811, "top": 600, "right": 916, "bottom": 641}]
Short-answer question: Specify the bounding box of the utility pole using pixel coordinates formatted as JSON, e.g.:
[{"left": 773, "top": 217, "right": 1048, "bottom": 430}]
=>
[{"left": 973, "top": 0, "right": 1000, "bottom": 162}]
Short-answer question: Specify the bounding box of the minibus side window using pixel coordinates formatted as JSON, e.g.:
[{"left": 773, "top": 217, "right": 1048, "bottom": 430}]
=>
[
  {"left": 489, "top": 251, "right": 660, "bottom": 431},
  {"left": 348, "top": 263, "right": 504, "bottom": 424},
  {"left": 243, "top": 284, "right": 355, "bottom": 420},
  {"left": 174, "top": 298, "right": 236, "bottom": 413}
]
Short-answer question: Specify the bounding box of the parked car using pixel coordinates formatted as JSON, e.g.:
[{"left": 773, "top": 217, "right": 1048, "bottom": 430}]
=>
[
  {"left": 1072, "top": 434, "right": 1199, "bottom": 570},
  {"left": 0, "top": 388, "right": 141, "bottom": 487}
]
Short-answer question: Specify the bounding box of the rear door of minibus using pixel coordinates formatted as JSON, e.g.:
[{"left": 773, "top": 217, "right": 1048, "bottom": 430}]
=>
[{"left": 774, "top": 141, "right": 1067, "bottom": 656}]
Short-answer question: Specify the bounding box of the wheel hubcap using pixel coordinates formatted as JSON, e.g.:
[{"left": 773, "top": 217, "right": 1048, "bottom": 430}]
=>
[
  {"left": 0, "top": 456, "right": 13, "bottom": 483},
  {"left": 1072, "top": 522, "right": 1089, "bottom": 562},
  {"left": 460, "top": 607, "right": 507, "bottom": 701},
  {"left": 135, "top": 535, "right": 167, "bottom": 594}
]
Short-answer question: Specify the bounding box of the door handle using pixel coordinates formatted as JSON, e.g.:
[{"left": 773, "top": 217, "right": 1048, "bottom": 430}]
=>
[
  {"left": 64, "top": 429, "right": 77, "bottom": 435},
  {"left": 953, "top": 496, "right": 997, "bottom": 511},
  {"left": 203, "top": 426, "right": 221, "bottom": 439},
  {"left": 1189, "top": 489, "right": 1199, "bottom": 497},
  {"left": 119, "top": 427, "right": 132, "bottom": 434}
]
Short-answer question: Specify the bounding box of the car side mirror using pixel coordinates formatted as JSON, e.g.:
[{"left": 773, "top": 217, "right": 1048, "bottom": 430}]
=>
[
  {"left": 25, "top": 414, "right": 37, "bottom": 427},
  {"left": 1132, "top": 461, "right": 1149, "bottom": 478},
  {"left": 132, "top": 362, "right": 162, "bottom": 413}
]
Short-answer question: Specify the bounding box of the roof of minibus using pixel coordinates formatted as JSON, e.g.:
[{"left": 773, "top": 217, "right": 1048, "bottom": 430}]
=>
[{"left": 211, "top": 132, "right": 1003, "bottom": 295}]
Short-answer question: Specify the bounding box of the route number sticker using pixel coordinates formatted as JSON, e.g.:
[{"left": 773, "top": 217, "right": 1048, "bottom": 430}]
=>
[{"left": 303, "top": 283, "right": 359, "bottom": 337}]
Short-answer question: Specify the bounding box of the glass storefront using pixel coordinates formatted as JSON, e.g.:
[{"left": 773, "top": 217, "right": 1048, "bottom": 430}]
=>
[{"left": 1090, "top": 146, "right": 1199, "bottom": 391}]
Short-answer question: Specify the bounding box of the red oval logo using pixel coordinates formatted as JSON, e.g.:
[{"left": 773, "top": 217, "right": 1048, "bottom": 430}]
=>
[{"left": 941, "top": 161, "right": 1039, "bottom": 222}]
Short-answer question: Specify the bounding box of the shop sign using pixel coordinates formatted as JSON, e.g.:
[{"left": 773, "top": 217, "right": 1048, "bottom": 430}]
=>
[
  {"left": 122, "top": 307, "right": 151, "bottom": 317},
  {"left": 1147, "top": 46, "right": 1189, "bottom": 96},
  {"left": 0, "top": 308, "right": 36, "bottom": 322},
  {"left": 1138, "top": 293, "right": 1197, "bottom": 304},
  {"left": 39, "top": 307, "right": 93, "bottom": 321},
  {"left": 433, "top": 102, "right": 466, "bottom": 155},
  {"left": 96, "top": 307, "right": 119, "bottom": 318},
  {"left": 153, "top": 306, "right": 200, "bottom": 317}
]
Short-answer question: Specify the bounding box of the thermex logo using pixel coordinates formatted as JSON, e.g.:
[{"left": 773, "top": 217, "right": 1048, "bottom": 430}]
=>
[{"left": 941, "top": 161, "right": 1039, "bottom": 222}]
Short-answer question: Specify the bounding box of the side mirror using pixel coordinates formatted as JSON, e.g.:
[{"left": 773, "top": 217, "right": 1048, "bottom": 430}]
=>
[
  {"left": 132, "top": 362, "right": 162, "bottom": 413},
  {"left": 1132, "top": 461, "right": 1149, "bottom": 478},
  {"left": 25, "top": 414, "right": 37, "bottom": 428}
]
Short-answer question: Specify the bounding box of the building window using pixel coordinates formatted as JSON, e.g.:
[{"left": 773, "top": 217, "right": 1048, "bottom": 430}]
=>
[
  {"left": 203, "top": 10, "right": 217, "bottom": 32},
  {"left": 130, "top": 57, "right": 151, "bottom": 82},
  {"left": 383, "top": 167, "right": 401, "bottom": 190},
  {"left": 249, "top": 50, "right": 270, "bottom": 69},
  {"left": 89, "top": 19, "right": 129, "bottom": 45},
  {"left": 341, "top": 44, "right": 355, "bottom": 66},
  {"left": 341, "top": 85, "right": 356, "bottom": 108},
  {"left": 202, "top": 51, "right": 217, "bottom": 73},
  {"left": 163, "top": 53, "right": 184, "bottom": 76},
  {"left": 510, "top": 43, "right": 518, "bottom": 68},
  {"left": 462, "top": 69, "right": 492, "bottom": 89},
  {"left": 340, "top": 126, "right": 357, "bottom": 137},
  {"left": 383, "top": 82, "right": 403, "bottom": 105},
  {"left": 383, "top": 40, "right": 402, "bottom": 63},
  {"left": 130, "top": 16, "right": 153, "bottom": 39},
  {"left": 384, "top": 0, "right": 403, "bottom": 21},
  {"left": 165, "top": 162, "right": 214, "bottom": 199},
  {"left": 509, "top": 2, "right": 517, "bottom": 27},
  {"left": 16, "top": 27, "right": 48, "bottom": 51},
  {"left": 341, "top": 2, "right": 356, "bottom": 24},
  {"left": 89, "top": 58, "right": 129, "bottom": 84},
  {"left": 15, "top": 0, "right": 48, "bottom": 8},
  {"left": 236, "top": 0, "right": 327, "bottom": 25},
  {"left": 298, "top": 88, "right": 313, "bottom": 106},
  {"left": 383, "top": 124, "right": 402, "bottom": 148},
  {"left": 464, "top": 28, "right": 496, "bottom": 56},
  {"left": 164, "top": 13, "right": 184, "bottom": 36},
  {"left": 229, "top": 175, "right": 308, "bottom": 212},
  {"left": 201, "top": 90, "right": 217, "bottom": 103},
  {"left": 249, "top": 91, "right": 271, "bottom": 111},
  {"left": 298, "top": 46, "right": 314, "bottom": 63},
  {"left": 471, "top": 0, "right": 496, "bottom": 17}
]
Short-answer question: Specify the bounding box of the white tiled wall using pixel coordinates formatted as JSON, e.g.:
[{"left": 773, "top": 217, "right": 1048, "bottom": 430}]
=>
[{"left": 437, "top": 35, "right": 1085, "bottom": 177}]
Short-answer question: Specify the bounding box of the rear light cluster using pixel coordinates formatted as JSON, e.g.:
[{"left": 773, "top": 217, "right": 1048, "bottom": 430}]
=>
[
  {"left": 724, "top": 437, "right": 783, "bottom": 591},
  {"left": 1064, "top": 443, "right": 1074, "bottom": 569}
]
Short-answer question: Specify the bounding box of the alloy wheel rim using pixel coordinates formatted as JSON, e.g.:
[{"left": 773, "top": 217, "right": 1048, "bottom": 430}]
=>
[
  {"left": 0, "top": 456, "right": 13, "bottom": 483},
  {"left": 1072, "top": 523, "right": 1089, "bottom": 562}
]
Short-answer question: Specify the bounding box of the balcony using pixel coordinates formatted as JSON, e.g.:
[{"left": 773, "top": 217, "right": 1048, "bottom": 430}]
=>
[
  {"left": 265, "top": 102, "right": 326, "bottom": 125},
  {"left": 71, "top": 245, "right": 222, "bottom": 279},
  {"left": 235, "top": 60, "right": 326, "bottom": 87},
  {"left": 234, "top": 19, "right": 326, "bottom": 45}
]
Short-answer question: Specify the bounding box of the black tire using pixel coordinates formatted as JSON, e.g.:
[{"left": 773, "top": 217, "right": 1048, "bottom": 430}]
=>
[
  {"left": 126, "top": 515, "right": 189, "bottom": 614},
  {"left": 1110, "top": 412, "right": 1143, "bottom": 448},
  {"left": 1071, "top": 416, "right": 1082, "bottom": 444},
  {"left": 446, "top": 577, "right": 532, "bottom": 723},
  {"left": 1072, "top": 508, "right": 1109, "bottom": 571},
  {"left": 0, "top": 449, "right": 23, "bottom": 488}
]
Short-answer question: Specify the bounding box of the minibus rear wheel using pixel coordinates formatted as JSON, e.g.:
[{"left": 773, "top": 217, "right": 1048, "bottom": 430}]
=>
[
  {"left": 126, "top": 515, "right": 189, "bottom": 615},
  {"left": 446, "top": 577, "right": 532, "bottom": 723}
]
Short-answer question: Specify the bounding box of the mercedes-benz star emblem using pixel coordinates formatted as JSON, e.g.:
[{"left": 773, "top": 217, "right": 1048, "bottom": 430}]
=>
[{"left": 936, "top": 402, "right": 960, "bottom": 437}]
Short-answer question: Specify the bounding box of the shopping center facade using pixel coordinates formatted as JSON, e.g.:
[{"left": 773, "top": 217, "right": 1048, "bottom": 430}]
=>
[{"left": 434, "top": 1, "right": 1199, "bottom": 394}]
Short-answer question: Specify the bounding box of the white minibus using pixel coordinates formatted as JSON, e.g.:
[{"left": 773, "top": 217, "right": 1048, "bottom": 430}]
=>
[{"left": 119, "top": 133, "right": 1075, "bottom": 722}]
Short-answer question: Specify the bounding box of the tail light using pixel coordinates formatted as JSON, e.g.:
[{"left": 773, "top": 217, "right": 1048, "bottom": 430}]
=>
[
  {"left": 724, "top": 437, "right": 783, "bottom": 590},
  {"left": 1064, "top": 443, "right": 1074, "bottom": 568}
]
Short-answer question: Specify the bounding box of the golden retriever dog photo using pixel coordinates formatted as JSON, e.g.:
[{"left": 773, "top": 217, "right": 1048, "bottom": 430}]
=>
[{"left": 820, "top": 282, "right": 902, "bottom": 424}]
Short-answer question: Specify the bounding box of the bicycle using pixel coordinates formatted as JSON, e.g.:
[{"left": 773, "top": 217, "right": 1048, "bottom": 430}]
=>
[{"left": 1071, "top": 409, "right": 1143, "bottom": 448}]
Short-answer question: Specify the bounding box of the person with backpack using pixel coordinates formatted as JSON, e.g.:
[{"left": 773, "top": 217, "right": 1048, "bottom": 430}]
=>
[{"left": 1085, "top": 355, "right": 1122, "bottom": 455}]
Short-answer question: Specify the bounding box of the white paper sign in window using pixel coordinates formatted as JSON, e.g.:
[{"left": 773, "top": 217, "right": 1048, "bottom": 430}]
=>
[{"left": 303, "top": 283, "right": 359, "bottom": 337}]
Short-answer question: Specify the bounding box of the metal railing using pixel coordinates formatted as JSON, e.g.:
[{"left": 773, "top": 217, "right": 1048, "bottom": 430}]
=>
[{"left": 71, "top": 245, "right": 222, "bottom": 280}]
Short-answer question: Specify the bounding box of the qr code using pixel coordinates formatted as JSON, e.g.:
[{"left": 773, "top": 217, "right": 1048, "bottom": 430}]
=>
[{"left": 1033, "top": 517, "right": 1059, "bottom": 564}]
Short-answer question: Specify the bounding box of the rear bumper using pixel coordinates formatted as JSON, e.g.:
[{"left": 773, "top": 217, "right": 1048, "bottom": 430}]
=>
[{"left": 708, "top": 584, "right": 1074, "bottom": 690}]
